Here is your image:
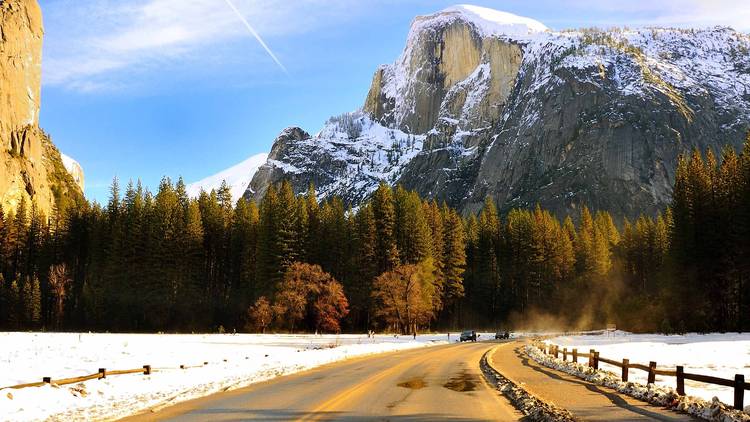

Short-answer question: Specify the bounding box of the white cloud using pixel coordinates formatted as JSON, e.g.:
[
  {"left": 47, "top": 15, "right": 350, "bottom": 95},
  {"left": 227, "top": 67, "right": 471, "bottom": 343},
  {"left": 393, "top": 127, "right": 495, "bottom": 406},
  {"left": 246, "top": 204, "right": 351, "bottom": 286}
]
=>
[
  {"left": 41, "top": 0, "right": 362, "bottom": 91},
  {"left": 542, "top": 0, "right": 750, "bottom": 30},
  {"left": 41, "top": 0, "right": 750, "bottom": 92}
]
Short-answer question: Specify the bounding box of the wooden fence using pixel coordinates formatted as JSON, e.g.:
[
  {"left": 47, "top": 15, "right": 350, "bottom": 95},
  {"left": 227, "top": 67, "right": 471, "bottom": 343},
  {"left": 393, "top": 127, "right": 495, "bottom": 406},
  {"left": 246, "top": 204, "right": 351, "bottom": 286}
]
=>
[
  {"left": 0, "top": 355, "right": 254, "bottom": 392},
  {"left": 535, "top": 342, "right": 749, "bottom": 411},
  {"left": 0, "top": 365, "right": 153, "bottom": 390}
]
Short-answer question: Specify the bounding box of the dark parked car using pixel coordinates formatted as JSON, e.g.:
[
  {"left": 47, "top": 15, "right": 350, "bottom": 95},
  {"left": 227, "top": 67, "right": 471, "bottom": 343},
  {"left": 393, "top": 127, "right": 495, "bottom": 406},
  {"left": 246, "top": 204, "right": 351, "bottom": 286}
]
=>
[
  {"left": 495, "top": 331, "right": 510, "bottom": 339},
  {"left": 460, "top": 330, "right": 477, "bottom": 342}
]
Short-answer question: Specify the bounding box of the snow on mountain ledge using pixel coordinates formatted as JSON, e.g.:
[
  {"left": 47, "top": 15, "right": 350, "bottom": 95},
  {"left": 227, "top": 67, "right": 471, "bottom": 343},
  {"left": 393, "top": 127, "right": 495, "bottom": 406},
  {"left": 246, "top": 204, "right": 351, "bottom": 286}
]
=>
[
  {"left": 436, "top": 5, "right": 548, "bottom": 39},
  {"left": 245, "top": 112, "right": 425, "bottom": 204},
  {"left": 187, "top": 153, "right": 269, "bottom": 202},
  {"left": 247, "top": 4, "right": 750, "bottom": 216},
  {"left": 60, "top": 153, "right": 84, "bottom": 192}
]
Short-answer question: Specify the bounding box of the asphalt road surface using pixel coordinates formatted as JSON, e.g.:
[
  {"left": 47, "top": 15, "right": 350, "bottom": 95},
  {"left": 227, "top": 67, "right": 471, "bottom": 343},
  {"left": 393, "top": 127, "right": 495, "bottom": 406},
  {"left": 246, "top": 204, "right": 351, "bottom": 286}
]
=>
[
  {"left": 489, "top": 342, "right": 698, "bottom": 421},
  {"left": 124, "top": 341, "right": 521, "bottom": 421}
]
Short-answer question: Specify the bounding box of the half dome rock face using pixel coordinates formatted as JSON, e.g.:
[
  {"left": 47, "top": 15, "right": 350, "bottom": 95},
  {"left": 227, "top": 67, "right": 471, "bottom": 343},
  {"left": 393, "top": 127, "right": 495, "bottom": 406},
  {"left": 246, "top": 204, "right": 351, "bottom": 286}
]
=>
[
  {"left": 0, "top": 0, "right": 83, "bottom": 216},
  {"left": 363, "top": 5, "right": 543, "bottom": 135},
  {"left": 245, "top": 4, "right": 750, "bottom": 218}
]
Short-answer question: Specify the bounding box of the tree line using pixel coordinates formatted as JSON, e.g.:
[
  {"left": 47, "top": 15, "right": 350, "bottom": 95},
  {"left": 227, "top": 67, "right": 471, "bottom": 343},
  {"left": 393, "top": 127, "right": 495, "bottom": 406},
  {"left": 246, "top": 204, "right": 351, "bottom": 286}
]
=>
[{"left": 1, "top": 138, "right": 748, "bottom": 333}]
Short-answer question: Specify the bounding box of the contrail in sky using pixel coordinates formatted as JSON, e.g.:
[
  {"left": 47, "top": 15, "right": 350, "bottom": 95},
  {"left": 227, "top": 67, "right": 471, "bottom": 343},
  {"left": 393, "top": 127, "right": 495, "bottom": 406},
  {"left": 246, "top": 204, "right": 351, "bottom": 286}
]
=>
[{"left": 221, "top": 0, "right": 289, "bottom": 74}]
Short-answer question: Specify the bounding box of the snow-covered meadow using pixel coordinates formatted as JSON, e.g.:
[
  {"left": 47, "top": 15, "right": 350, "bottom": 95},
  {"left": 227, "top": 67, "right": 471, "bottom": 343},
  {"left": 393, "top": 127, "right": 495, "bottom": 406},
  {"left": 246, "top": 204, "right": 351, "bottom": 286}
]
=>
[
  {"left": 545, "top": 331, "right": 750, "bottom": 407},
  {"left": 0, "top": 332, "right": 484, "bottom": 421}
]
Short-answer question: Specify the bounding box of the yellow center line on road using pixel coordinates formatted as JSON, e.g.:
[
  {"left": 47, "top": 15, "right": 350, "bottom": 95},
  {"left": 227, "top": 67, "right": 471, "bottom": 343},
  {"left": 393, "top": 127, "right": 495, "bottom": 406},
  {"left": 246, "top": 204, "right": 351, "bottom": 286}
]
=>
[{"left": 298, "top": 346, "right": 452, "bottom": 421}]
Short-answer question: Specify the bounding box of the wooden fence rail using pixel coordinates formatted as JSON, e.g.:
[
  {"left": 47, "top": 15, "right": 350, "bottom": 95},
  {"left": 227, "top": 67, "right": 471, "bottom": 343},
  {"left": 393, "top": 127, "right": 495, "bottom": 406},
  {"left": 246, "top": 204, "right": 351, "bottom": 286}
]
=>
[
  {"left": 536, "top": 342, "right": 749, "bottom": 411},
  {"left": 1, "top": 364, "right": 157, "bottom": 390}
]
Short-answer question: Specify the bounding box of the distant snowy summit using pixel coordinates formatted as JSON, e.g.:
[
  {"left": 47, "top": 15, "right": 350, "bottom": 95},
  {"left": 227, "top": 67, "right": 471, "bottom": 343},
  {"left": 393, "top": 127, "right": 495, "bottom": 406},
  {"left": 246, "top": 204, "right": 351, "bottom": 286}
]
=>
[
  {"left": 187, "top": 153, "right": 268, "bottom": 201},
  {"left": 205, "top": 4, "right": 750, "bottom": 217},
  {"left": 420, "top": 4, "right": 548, "bottom": 39},
  {"left": 60, "top": 153, "right": 85, "bottom": 192}
]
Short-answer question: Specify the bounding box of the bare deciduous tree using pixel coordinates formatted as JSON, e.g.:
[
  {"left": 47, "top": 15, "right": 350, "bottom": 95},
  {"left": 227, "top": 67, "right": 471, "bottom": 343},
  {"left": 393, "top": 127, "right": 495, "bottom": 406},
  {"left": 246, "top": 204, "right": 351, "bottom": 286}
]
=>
[{"left": 48, "top": 264, "right": 71, "bottom": 329}]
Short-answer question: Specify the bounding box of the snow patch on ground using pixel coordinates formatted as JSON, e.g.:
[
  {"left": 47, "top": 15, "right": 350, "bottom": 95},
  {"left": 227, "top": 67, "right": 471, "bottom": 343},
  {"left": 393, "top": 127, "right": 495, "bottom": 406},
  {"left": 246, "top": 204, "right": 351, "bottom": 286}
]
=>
[
  {"left": 0, "top": 332, "right": 475, "bottom": 421},
  {"left": 186, "top": 153, "right": 269, "bottom": 202},
  {"left": 536, "top": 332, "right": 750, "bottom": 421}
]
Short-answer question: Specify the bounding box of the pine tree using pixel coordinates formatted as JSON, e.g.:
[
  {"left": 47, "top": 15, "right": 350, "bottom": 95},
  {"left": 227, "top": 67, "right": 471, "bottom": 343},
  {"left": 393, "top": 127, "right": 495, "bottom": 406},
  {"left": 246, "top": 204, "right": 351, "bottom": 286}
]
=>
[
  {"left": 303, "top": 184, "right": 320, "bottom": 263},
  {"left": 256, "top": 184, "right": 279, "bottom": 296},
  {"left": 426, "top": 201, "right": 445, "bottom": 279},
  {"left": 477, "top": 198, "right": 501, "bottom": 321},
  {"left": 394, "top": 186, "right": 431, "bottom": 265},
  {"left": 371, "top": 183, "right": 399, "bottom": 272},
  {"left": 352, "top": 204, "right": 378, "bottom": 329},
  {"left": 275, "top": 181, "right": 300, "bottom": 271},
  {"left": 442, "top": 205, "right": 466, "bottom": 312}
]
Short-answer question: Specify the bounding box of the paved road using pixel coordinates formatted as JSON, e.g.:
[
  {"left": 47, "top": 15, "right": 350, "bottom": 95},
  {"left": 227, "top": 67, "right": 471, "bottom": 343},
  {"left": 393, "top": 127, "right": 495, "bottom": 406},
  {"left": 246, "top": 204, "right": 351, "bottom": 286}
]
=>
[
  {"left": 123, "top": 342, "right": 521, "bottom": 421},
  {"left": 489, "top": 342, "right": 698, "bottom": 421}
]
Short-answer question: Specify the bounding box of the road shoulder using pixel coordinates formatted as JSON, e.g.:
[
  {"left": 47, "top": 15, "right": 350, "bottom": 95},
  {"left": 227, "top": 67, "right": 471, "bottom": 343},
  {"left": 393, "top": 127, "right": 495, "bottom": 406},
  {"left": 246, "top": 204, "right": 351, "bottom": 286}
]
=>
[{"left": 488, "top": 341, "right": 698, "bottom": 421}]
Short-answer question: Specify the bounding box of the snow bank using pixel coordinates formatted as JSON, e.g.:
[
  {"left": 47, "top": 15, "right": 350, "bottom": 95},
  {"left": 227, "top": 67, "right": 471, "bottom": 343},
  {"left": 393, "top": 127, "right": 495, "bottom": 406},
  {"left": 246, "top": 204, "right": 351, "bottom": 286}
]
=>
[
  {"left": 0, "top": 332, "right": 468, "bottom": 421},
  {"left": 546, "top": 331, "right": 750, "bottom": 407},
  {"left": 526, "top": 344, "right": 750, "bottom": 421}
]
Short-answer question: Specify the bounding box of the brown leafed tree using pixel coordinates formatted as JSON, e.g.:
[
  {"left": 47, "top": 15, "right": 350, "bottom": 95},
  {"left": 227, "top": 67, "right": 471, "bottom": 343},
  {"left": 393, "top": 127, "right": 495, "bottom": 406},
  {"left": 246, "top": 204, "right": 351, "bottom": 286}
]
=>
[
  {"left": 371, "top": 259, "right": 438, "bottom": 334},
  {"left": 275, "top": 262, "right": 349, "bottom": 333},
  {"left": 247, "top": 296, "right": 273, "bottom": 333},
  {"left": 312, "top": 279, "right": 349, "bottom": 333}
]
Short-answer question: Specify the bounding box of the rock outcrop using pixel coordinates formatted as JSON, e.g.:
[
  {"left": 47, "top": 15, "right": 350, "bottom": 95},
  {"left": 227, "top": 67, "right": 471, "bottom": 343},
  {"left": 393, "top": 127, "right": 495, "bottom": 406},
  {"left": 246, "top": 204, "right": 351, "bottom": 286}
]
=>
[
  {"left": 0, "top": 0, "right": 83, "bottom": 216},
  {"left": 244, "top": 5, "right": 750, "bottom": 218}
]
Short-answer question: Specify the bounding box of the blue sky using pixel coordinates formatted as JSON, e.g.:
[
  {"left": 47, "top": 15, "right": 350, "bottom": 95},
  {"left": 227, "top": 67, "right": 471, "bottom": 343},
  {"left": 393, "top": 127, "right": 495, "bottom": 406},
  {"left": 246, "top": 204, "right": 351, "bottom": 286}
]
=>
[{"left": 38, "top": 0, "right": 750, "bottom": 203}]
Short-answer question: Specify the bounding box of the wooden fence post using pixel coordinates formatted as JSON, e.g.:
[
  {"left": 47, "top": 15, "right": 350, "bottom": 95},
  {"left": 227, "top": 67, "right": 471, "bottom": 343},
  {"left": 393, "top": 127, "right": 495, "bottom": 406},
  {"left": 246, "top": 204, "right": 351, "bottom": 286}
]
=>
[
  {"left": 572, "top": 348, "right": 578, "bottom": 363},
  {"left": 43, "top": 377, "right": 51, "bottom": 384},
  {"left": 589, "top": 349, "right": 595, "bottom": 368},
  {"left": 734, "top": 374, "right": 744, "bottom": 410},
  {"left": 593, "top": 351, "right": 599, "bottom": 370},
  {"left": 648, "top": 361, "right": 656, "bottom": 384},
  {"left": 98, "top": 368, "right": 106, "bottom": 379},
  {"left": 676, "top": 366, "right": 685, "bottom": 395},
  {"left": 622, "top": 359, "right": 629, "bottom": 382},
  {"left": 563, "top": 348, "right": 568, "bottom": 361},
  {"left": 143, "top": 365, "right": 151, "bottom": 375},
  {"left": 554, "top": 345, "right": 559, "bottom": 359}
]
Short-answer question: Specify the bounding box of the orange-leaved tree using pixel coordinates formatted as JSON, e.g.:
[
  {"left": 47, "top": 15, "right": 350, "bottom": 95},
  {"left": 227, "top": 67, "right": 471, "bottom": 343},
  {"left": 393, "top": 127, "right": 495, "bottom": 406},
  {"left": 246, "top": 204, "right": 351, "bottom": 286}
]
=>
[{"left": 274, "top": 262, "right": 349, "bottom": 333}]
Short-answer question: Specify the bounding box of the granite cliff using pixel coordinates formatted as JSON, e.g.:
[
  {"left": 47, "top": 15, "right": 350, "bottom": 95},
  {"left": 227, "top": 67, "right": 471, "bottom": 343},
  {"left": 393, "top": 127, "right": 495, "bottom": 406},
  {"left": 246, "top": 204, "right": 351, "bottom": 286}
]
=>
[
  {"left": 0, "top": 0, "right": 83, "bottom": 216},
  {"left": 240, "top": 5, "right": 750, "bottom": 217}
]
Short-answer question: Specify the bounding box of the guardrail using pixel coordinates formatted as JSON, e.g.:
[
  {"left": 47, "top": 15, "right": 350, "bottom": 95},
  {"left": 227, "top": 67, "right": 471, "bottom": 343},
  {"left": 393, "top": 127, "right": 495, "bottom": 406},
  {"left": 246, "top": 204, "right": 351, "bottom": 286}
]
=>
[{"left": 535, "top": 342, "right": 749, "bottom": 411}]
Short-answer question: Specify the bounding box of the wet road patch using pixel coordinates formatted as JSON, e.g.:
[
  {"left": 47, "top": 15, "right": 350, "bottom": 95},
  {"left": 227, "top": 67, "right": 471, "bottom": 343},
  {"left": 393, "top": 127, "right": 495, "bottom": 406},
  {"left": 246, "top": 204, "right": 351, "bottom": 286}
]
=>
[
  {"left": 444, "top": 370, "right": 479, "bottom": 392},
  {"left": 397, "top": 377, "right": 427, "bottom": 389}
]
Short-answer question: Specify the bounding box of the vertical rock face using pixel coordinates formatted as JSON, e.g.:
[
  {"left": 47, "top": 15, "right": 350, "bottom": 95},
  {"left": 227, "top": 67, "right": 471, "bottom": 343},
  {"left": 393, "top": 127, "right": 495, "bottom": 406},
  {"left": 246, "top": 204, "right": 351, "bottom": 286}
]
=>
[
  {"left": 363, "top": 7, "right": 527, "bottom": 134},
  {"left": 0, "top": 0, "right": 82, "bottom": 216},
  {"left": 0, "top": 0, "right": 42, "bottom": 137},
  {"left": 244, "top": 5, "right": 750, "bottom": 218}
]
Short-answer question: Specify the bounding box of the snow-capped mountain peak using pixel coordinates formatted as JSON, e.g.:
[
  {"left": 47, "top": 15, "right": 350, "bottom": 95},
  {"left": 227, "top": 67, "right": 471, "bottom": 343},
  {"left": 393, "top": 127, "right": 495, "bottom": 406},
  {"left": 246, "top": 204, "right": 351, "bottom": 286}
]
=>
[
  {"left": 60, "top": 153, "right": 85, "bottom": 192},
  {"left": 187, "top": 153, "right": 269, "bottom": 202},
  {"left": 438, "top": 5, "right": 548, "bottom": 38},
  {"left": 242, "top": 5, "right": 750, "bottom": 218}
]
